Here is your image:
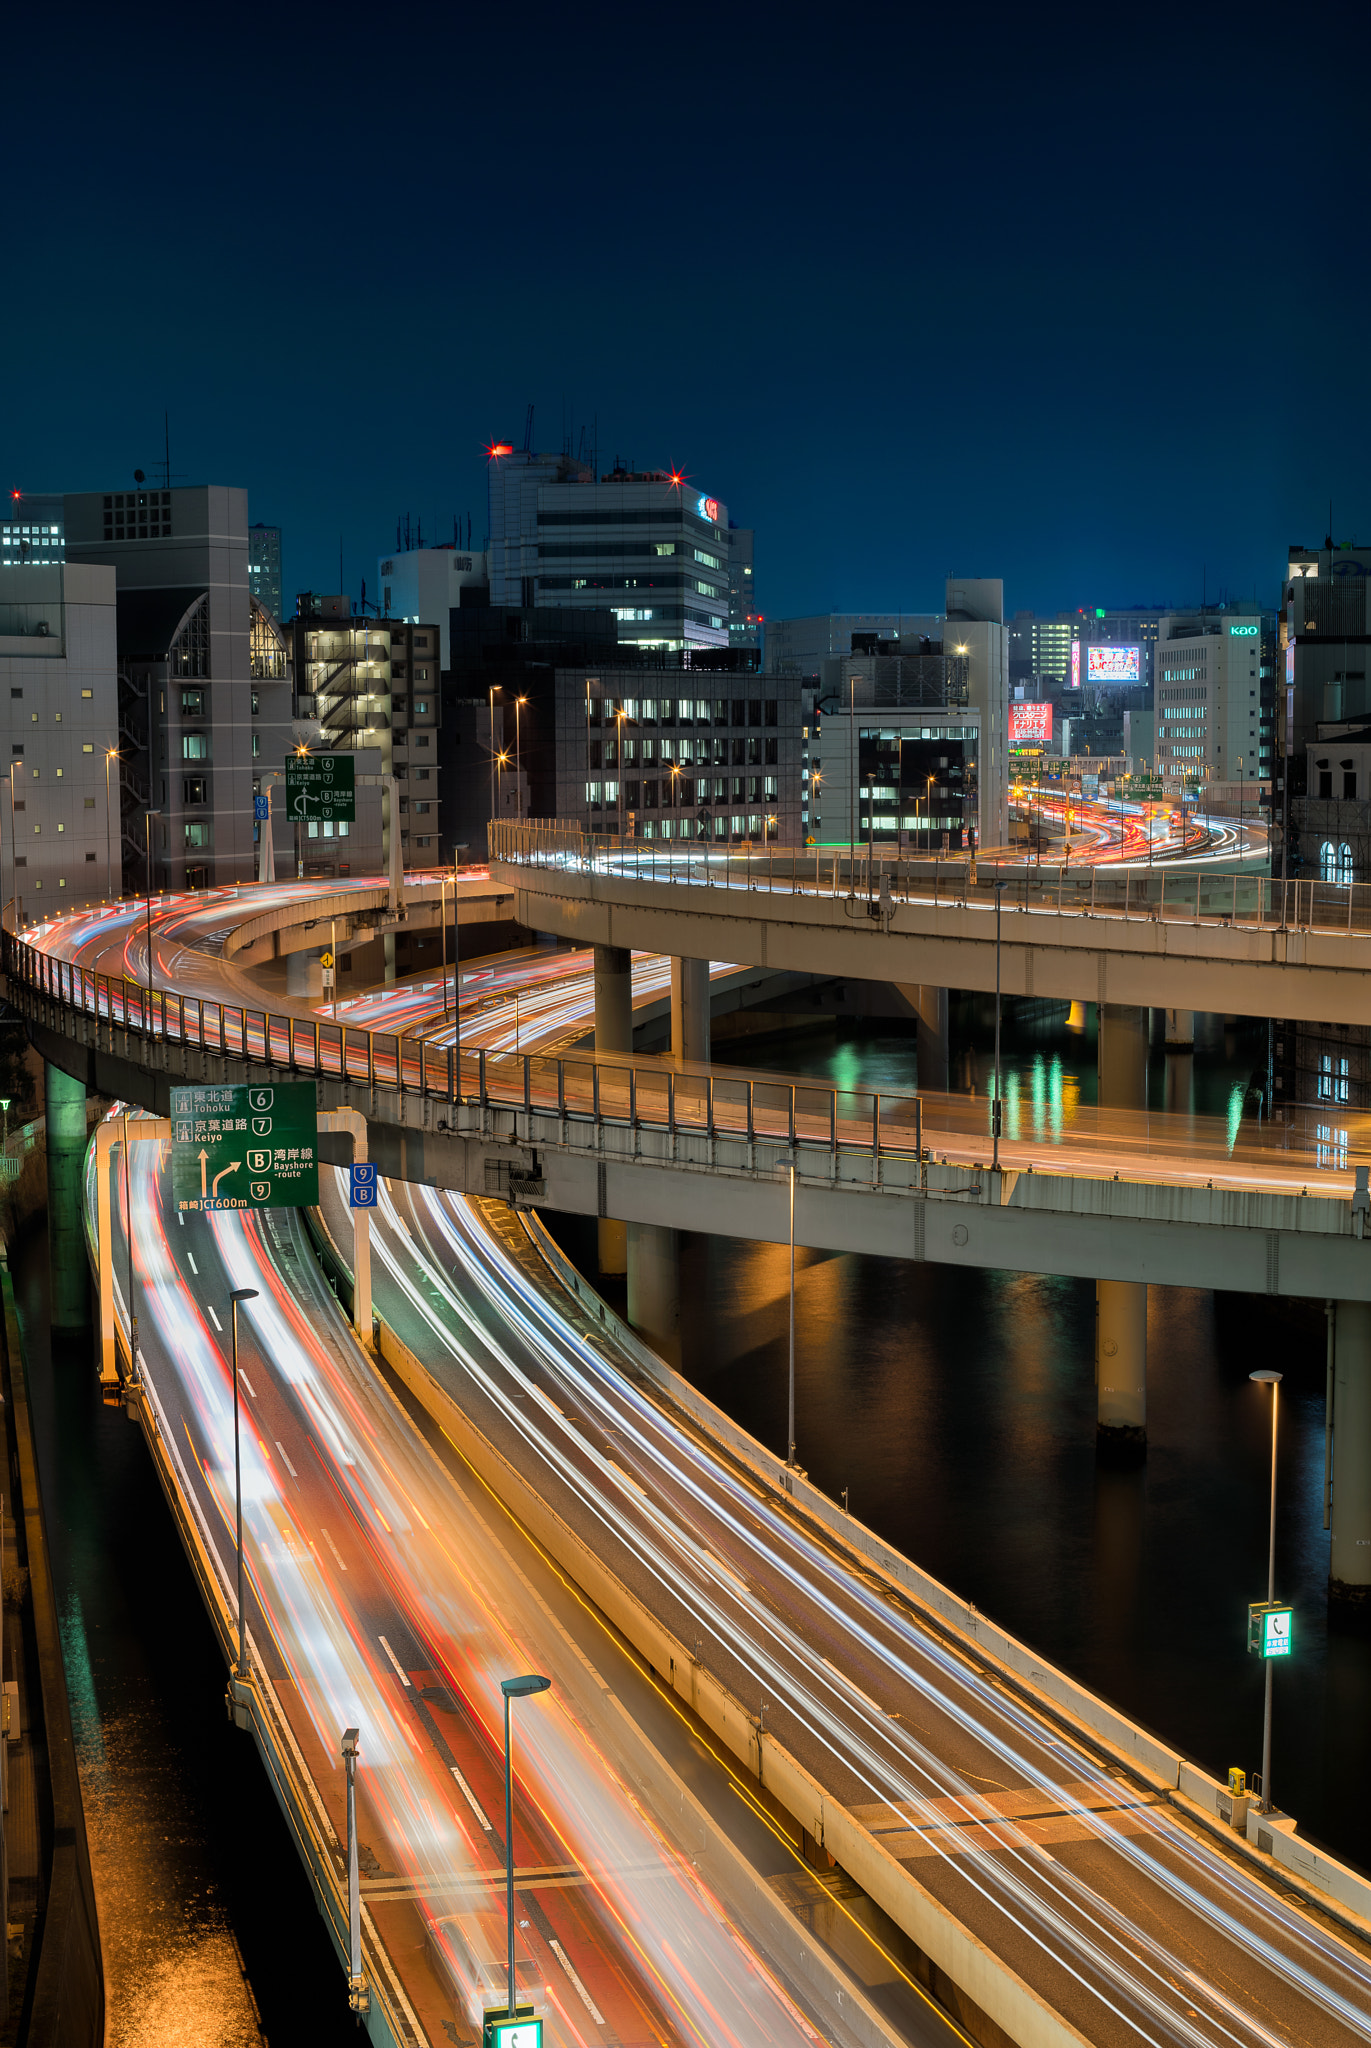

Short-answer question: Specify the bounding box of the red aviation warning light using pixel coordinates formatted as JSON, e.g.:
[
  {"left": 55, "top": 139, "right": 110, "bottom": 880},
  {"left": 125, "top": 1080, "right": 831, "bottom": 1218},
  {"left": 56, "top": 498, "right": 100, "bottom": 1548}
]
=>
[{"left": 483, "top": 441, "right": 514, "bottom": 462}]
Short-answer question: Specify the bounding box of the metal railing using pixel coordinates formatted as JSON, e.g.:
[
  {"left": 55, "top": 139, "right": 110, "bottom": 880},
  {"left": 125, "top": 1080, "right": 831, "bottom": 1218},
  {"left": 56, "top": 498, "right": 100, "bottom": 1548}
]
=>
[
  {"left": 10, "top": 933, "right": 1367, "bottom": 1183},
  {"left": 488, "top": 821, "right": 1371, "bottom": 938}
]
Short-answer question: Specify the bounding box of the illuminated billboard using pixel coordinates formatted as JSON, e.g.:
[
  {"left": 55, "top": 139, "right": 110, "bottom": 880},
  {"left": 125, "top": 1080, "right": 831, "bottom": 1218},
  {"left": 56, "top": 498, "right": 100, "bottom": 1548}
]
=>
[
  {"left": 1070, "top": 641, "right": 1080, "bottom": 689},
  {"left": 1009, "top": 702, "right": 1053, "bottom": 747},
  {"left": 1087, "top": 645, "right": 1140, "bottom": 684}
]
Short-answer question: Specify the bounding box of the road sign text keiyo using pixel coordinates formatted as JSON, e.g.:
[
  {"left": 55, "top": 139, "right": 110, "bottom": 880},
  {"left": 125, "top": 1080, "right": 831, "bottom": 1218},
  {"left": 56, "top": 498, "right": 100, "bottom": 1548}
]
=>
[
  {"left": 170, "top": 1082, "right": 319, "bottom": 1213},
  {"left": 284, "top": 753, "right": 356, "bottom": 823}
]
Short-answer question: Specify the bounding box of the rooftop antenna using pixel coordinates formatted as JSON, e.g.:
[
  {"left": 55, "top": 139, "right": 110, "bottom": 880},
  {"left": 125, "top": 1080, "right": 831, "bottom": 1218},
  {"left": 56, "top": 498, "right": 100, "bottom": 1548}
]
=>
[
  {"left": 162, "top": 412, "right": 171, "bottom": 490},
  {"left": 339, "top": 534, "right": 344, "bottom": 598},
  {"left": 523, "top": 402, "right": 535, "bottom": 454}
]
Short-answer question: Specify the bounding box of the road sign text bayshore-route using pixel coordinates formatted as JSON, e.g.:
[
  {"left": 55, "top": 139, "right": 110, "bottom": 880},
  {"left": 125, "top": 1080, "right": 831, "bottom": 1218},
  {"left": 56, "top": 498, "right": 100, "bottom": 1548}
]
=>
[
  {"left": 171, "top": 1082, "right": 319, "bottom": 1212},
  {"left": 284, "top": 753, "right": 356, "bottom": 822}
]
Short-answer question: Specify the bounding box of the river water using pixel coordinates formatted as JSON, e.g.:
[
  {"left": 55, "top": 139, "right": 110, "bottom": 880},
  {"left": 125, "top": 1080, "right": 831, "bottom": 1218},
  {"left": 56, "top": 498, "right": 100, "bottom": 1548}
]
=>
[
  {"left": 550, "top": 995, "right": 1370, "bottom": 1871},
  {"left": 16, "top": 1240, "right": 355, "bottom": 2048}
]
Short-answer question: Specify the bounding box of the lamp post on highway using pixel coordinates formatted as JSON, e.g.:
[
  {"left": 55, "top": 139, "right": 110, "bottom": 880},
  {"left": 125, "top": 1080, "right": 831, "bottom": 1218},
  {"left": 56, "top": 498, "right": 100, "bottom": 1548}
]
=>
[
  {"left": 230, "top": 1287, "right": 260, "bottom": 1681},
  {"left": 105, "top": 746, "right": 119, "bottom": 900},
  {"left": 1249, "top": 1368, "right": 1283, "bottom": 1813},
  {"left": 780, "top": 1148, "right": 798, "bottom": 1471},
  {"left": 514, "top": 695, "right": 527, "bottom": 820},
  {"left": 499, "top": 1674, "right": 551, "bottom": 2036},
  {"left": 991, "top": 878, "right": 1006, "bottom": 1172},
  {"left": 144, "top": 810, "right": 156, "bottom": 1021}
]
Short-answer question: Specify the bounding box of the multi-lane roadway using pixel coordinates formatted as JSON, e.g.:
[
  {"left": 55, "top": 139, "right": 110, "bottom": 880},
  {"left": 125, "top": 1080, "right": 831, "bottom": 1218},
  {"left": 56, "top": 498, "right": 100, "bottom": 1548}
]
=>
[{"left": 25, "top": 877, "right": 1371, "bottom": 2047}]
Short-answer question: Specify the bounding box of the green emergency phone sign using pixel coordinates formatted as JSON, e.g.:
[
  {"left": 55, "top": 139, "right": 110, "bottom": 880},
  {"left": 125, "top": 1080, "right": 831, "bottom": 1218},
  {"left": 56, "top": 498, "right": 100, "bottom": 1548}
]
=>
[{"left": 1247, "top": 1600, "right": 1293, "bottom": 1659}]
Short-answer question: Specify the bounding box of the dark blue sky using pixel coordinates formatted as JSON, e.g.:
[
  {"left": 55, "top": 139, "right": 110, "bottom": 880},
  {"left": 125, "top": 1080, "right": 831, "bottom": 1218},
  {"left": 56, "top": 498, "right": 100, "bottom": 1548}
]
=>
[{"left": 7, "top": 0, "right": 1368, "bottom": 621}]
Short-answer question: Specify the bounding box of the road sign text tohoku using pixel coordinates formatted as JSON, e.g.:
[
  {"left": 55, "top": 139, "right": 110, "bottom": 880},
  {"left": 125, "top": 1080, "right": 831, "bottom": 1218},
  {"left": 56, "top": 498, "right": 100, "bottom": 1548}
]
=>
[
  {"left": 284, "top": 753, "right": 356, "bottom": 822},
  {"left": 170, "top": 1082, "right": 319, "bottom": 1212}
]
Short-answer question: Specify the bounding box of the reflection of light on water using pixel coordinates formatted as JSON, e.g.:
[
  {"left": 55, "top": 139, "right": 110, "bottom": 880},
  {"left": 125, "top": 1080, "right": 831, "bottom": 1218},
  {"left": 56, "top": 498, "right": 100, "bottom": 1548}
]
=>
[
  {"left": 1226, "top": 1083, "right": 1244, "bottom": 1153},
  {"left": 1316, "top": 1123, "right": 1349, "bottom": 1170},
  {"left": 1066, "top": 1001, "right": 1087, "bottom": 1031}
]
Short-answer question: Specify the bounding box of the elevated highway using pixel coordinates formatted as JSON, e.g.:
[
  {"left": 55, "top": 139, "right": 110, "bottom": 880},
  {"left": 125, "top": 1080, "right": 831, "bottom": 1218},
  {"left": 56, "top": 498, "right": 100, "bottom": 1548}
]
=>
[
  {"left": 489, "top": 826, "right": 1371, "bottom": 1025},
  {"left": 21, "top": 871, "right": 1371, "bottom": 2044}
]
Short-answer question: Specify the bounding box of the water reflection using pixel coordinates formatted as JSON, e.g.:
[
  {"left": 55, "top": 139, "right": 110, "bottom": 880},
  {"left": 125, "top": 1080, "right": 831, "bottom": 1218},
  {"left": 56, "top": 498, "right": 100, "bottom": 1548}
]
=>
[
  {"left": 658, "top": 1003, "right": 1371, "bottom": 1868},
  {"left": 17, "top": 1239, "right": 355, "bottom": 2048}
]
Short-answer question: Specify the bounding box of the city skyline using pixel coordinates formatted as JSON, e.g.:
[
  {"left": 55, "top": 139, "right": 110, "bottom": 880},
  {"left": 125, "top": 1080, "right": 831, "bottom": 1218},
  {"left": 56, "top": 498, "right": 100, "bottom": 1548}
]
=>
[{"left": 5, "top": 4, "right": 1367, "bottom": 624}]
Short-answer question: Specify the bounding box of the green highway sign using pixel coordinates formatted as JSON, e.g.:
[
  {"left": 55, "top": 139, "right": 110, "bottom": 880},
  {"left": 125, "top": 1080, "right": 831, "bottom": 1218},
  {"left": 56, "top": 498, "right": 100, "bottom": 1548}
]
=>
[
  {"left": 170, "top": 1081, "right": 319, "bottom": 1214},
  {"left": 483, "top": 2014, "right": 541, "bottom": 2048},
  {"left": 284, "top": 752, "right": 356, "bottom": 823},
  {"left": 1248, "top": 1600, "right": 1293, "bottom": 1659}
]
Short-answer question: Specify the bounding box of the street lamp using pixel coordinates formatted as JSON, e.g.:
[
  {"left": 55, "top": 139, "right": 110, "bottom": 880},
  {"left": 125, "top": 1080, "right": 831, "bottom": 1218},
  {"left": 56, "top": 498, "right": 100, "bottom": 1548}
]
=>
[
  {"left": 496, "top": 750, "right": 511, "bottom": 819},
  {"left": 1249, "top": 1367, "right": 1282, "bottom": 1813},
  {"left": 144, "top": 811, "right": 156, "bottom": 1024},
  {"left": 488, "top": 685, "right": 502, "bottom": 832},
  {"left": 613, "top": 708, "right": 627, "bottom": 844},
  {"left": 780, "top": 1149, "right": 797, "bottom": 1470},
  {"left": 230, "top": 1287, "right": 260, "bottom": 1679},
  {"left": 514, "top": 695, "right": 527, "bottom": 821},
  {"left": 500, "top": 1674, "right": 552, "bottom": 2033},
  {"left": 8, "top": 760, "right": 22, "bottom": 937},
  {"left": 105, "top": 746, "right": 119, "bottom": 900},
  {"left": 992, "top": 878, "right": 1007, "bottom": 1172}
]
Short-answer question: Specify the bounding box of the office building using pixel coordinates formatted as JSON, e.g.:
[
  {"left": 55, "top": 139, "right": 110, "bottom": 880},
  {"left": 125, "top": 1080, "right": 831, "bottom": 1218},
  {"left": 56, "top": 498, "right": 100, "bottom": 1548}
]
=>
[
  {"left": 804, "top": 696, "right": 980, "bottom": 852},
  {"left": 441, "top": 605, "right": 620, "bottom": 854},
  {"left": 0, "top": 563, "right": 120, "bottom": 908},
  {"left": 487, "top": 449, "right": 731, "bottom": 653},
  {"left": 247, "top": 524, "right": 282, "bottom": 620},
  {"left": 767, "top": 613, "right": 943, "bottom": 681},
  {"left": 377, "top": 545, "right": 489, "bottom": 667},
  {"left": 727, "top": 526, "right": 760, "bottom": 657},
  {"left": 64, "top": 484, "right": 292, "bottom": 891},
  {"left": 944, "top": 579, "right": 1010, "bottom": 850},
  {"left": 285, "top": 596, "right": 440, "bottom": 873},
  {"left": 1282, "top": 540, "right": 1371, "bottom": 784},
  {"left": 1155, "top": 609, "right": 1265, "bottom": 782},
  {"left": 554, "top": 669, "right": 804, "bottom": 846},
  {"left": 1, "top": 493, "right": 64, "bottom": 570}
]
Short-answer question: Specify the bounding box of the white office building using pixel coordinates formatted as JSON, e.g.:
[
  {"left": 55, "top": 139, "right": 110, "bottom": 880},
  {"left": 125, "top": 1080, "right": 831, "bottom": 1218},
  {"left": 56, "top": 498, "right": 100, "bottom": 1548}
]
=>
[
  {"left": 1155, "top": 613, "right": 1263, "bottom": 781},
  {"left": 487, "top": 450, "right": 731, "bottom": 653},
  {"left": 0, "top": 564, "right": 120, "bottom": 910},
  {"left": 944, "top": 579, "right": 1010, "bottom": 850},
  {"left": 1, "top": 494, "right": 64, "bottom": 571},
  {"left": 377, "top": 547, "right": 489, "bottom": 668}
]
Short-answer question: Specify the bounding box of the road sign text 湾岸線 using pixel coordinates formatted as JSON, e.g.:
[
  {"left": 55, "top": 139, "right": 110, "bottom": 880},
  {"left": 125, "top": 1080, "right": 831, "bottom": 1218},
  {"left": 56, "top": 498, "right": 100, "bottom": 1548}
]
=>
[
  {"left": 170, "top": 1082, "right": 319, "bottom": 1212},
  {"left": 284, "top": 753, "right": 356, "bottom": 823}
]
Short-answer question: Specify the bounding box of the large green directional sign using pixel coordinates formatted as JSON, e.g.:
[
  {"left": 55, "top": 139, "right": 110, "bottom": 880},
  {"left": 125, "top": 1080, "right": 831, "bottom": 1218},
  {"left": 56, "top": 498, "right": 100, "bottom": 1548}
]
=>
[
  {"left": 284, "top": 752, "right": 356, "bottom": 823},
  {"left": 170, "top": 1081, "right": 319, "bottom": 1214}
]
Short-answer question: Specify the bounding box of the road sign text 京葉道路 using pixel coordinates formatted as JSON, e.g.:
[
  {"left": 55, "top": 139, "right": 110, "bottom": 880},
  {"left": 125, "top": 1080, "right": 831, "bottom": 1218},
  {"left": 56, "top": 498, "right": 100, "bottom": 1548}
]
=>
[
  {"left": 170, "top": 1082, "right": 319, "bottom": 1212},
  {"left": 284, "top": 753, "right": 356, "bottom": 823}
]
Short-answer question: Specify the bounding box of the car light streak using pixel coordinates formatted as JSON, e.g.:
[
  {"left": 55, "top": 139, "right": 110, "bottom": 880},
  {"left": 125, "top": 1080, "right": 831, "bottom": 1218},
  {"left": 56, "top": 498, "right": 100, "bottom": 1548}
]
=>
[
  {"left": 87, "top": 1122, "right": 829, "bottom": 2046},
  {"left": 351, "top": 1162, "right": 1371, "bottom": 2047}
]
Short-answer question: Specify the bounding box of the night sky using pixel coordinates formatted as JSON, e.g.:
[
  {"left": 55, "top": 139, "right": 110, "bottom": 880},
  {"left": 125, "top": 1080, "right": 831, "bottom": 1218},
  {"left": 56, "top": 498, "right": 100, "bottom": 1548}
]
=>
[{"left": 7, "top": 1, "right": 1368, "bottom": 620}]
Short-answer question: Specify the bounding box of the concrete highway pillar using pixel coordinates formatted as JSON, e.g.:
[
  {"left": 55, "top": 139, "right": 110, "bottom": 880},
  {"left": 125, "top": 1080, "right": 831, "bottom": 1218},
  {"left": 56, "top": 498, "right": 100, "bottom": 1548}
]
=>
[
  {"left": 594, "top": 944, "right": 632, "bottom": 1276},
  {"left": 671, "top": 957, "right": 710, "bottom": 1066},
  {"left": 909, "top": 985, "right": 949, "bottom": 1092},
  {"left": 45, "top": 1063, "right": 89, "bottom": 1332},
  {"left": 1163, "top": 1008, "right": 1195, "bottom": 1116},
  {"left": 1331, "top": 1300, "right": 1371, "bottom": 1612},
  {"left": 1097, "top": 1003, "right": 1148, "bottom": 1113},
  {"left": 287, "top": 947, "right": 324, "bottom": 998},
  {"left": 1095, "top": 1280, "right": 1146, "bottom": 1457},
  {"left": 628, "top": 1222, "right": 681, "bottom": 1369},
  {"left": 1096, "top": 1004, "right": 1148, "bottom": 1457}
]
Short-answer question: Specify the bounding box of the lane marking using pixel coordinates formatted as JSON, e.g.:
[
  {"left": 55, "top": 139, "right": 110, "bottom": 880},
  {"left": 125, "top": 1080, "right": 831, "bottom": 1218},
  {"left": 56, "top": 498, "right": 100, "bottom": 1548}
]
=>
[
  {"left": 450, "top": 1766, "right": 494, "bottom": 1831},
  {"left": 319, "top": 1526, "right": 347, "bottom": 1571},
  {"left": 206, "top": 1304, "right": 223, "bottom": 1331},
  {"left": 275, "top": 1440, "right": 299, "bottom": 1479},
  {"left": 378, "top": 1634, "right": 412, "bottom": 1687},
  {"left": 186, "top": 1252, "right": 198, "bottom": 1273},
  {"left": 549, "top": 1938, "right": 605, "bottom": 2024},
  {"left": 238, "top": 1369, "right": 257, "bottom": 1398}
]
